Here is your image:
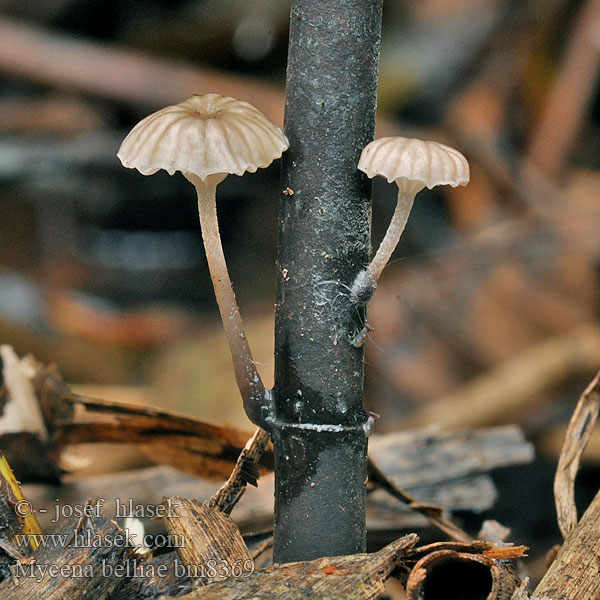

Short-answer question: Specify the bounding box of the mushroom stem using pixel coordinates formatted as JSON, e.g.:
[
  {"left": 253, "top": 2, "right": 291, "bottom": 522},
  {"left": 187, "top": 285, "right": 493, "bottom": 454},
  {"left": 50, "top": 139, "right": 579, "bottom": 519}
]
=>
[
  {"left": 188, "top": 174, "right": 266, "bottom": 422},
  {"left": 364, "top": 190, "right": 415, "bottom": 286}
]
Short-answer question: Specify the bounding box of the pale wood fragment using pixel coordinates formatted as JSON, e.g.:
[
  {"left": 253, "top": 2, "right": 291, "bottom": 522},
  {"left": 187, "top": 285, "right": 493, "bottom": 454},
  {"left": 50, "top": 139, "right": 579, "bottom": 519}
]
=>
[
  {"left": 0, "top": 346, "right": 47, "bottom": 439},
  {"left": 534, "top": 489, "right": 600, "bottom": 600},
  {"left": 0, "top": 348, "right": 62, "bottom": 481}
]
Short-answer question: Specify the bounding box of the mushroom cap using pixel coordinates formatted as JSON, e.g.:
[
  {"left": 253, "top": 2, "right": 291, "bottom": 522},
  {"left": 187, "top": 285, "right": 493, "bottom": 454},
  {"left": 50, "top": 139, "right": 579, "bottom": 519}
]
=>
[
  {"left": 358, "top": 136, "right": 470, "bottom": 195},
  {"left": 117, "top": 93, "right": 288, "bottom": 180}
]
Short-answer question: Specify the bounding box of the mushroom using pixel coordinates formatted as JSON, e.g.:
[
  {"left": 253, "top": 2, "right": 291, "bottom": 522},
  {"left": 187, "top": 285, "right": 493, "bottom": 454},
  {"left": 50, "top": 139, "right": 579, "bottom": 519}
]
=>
[
  {"left": 353, "top": 136, "right": 469, "bottom": 298},
  {"left": 117, "top": 93, "right": 288, "bottom": 423}
]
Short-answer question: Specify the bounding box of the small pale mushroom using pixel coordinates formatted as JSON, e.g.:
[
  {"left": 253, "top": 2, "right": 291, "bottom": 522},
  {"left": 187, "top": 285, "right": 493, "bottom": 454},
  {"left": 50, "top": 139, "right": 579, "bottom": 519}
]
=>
[
  {"left": 117, "top": 93, "right": 288, "bottom": 422},
  {"left": 353, "top": 136, "right": 469, "bottom": 297}
]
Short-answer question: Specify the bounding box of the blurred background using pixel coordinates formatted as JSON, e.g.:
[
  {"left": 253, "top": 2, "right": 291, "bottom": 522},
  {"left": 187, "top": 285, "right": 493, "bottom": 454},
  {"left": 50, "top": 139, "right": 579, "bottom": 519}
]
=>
[{"left": 0, "top": 0, "right": 599, "bottom": 582}]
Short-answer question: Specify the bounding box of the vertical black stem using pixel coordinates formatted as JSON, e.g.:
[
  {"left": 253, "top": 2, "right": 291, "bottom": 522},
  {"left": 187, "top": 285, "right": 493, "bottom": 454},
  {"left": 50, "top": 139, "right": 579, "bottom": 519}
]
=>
[{"left": 271, "top": 0, "right": 382, "bottom": 562}]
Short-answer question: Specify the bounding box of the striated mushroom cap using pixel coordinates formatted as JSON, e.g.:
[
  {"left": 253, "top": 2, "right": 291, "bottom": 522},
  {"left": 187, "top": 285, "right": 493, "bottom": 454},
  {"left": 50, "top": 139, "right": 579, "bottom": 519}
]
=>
[
  {"left": 117, "top": 93, "right": 288, "bottom": 180},
  {"left": 358, "top": 136, "right": 469, "bottom": 195}
]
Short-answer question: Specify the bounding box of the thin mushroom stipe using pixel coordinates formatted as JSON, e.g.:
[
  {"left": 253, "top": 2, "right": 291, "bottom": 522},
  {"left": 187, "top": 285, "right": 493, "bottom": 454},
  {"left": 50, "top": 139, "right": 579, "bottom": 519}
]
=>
[{"left": 117, "top": 93, "right": 289, "bottom": 424}]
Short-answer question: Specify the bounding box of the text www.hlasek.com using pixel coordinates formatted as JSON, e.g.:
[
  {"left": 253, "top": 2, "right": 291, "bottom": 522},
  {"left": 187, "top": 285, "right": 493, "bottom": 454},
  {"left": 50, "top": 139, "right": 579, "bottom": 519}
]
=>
[{"left": 13, "top": 528, "right": 185, "bottom": 551}]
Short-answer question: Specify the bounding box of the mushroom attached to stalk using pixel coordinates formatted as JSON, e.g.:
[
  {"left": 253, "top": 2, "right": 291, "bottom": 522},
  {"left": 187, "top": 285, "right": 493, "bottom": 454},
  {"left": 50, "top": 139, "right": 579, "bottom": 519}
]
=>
[
  {"left": 117, "top": 94, "right": 288, "bottom": 424},
  {"left": 352, "top": 136, "right": 469, "bottom": 299}
]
